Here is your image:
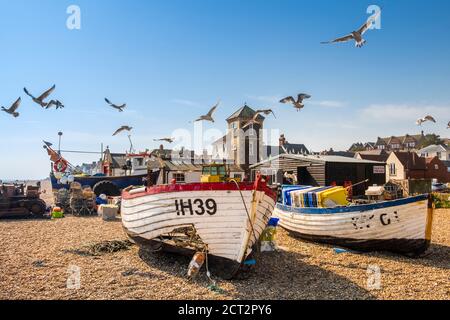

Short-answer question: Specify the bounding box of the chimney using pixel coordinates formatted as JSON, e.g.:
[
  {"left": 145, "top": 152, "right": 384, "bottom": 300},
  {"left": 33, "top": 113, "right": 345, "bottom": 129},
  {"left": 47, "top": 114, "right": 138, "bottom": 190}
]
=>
[{"left": 279, "top": 134, "right": 287, "bottom": 147}]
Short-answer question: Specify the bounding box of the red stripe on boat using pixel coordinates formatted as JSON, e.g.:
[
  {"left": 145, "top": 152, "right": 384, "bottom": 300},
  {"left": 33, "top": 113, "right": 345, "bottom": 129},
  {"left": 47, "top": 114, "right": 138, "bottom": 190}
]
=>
[{"left": 122, "top": 181, "right": 276, "bottom": 201}]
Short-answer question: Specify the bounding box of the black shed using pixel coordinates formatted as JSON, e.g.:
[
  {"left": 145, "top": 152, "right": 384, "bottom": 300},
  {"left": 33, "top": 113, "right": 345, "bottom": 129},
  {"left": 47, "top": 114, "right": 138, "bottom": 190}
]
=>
[{"left": 250, "top": 154, "right": 386, "bottom": 196}]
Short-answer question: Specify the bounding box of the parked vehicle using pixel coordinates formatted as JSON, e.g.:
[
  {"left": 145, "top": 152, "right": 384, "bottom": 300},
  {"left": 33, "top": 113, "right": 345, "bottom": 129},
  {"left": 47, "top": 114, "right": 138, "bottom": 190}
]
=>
[
  {"left": 432, "top": 182, "right": 448, "bottom": 193},
  {"left": 0, "top": 184, "right": 47, "bottom": 218}
]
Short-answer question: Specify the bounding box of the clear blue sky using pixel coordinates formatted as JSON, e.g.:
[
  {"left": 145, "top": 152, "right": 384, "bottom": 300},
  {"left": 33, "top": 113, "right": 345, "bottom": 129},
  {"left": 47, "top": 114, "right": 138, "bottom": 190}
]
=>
[{"left": 0, "top": 0, "right": 449, "bottom": 180}]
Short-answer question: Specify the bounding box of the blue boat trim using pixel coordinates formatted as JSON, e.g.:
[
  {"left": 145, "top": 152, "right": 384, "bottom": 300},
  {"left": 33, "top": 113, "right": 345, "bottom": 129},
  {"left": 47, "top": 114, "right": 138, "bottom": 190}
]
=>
[{"left": 276, "top": 194, "right": 429, "bottom": 215}]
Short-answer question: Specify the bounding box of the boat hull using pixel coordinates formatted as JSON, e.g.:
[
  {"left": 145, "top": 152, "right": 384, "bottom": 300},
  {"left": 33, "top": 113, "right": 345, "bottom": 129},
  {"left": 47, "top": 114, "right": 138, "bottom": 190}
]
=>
[
  {"left": 121, "top": 181, "right": 276, "bottom": 279},
  {"left": 50, "top": 172, "right": 147, "bottom": 191},
  {"left": 273, "top": 195, "right": 433, "bottom": 256}
]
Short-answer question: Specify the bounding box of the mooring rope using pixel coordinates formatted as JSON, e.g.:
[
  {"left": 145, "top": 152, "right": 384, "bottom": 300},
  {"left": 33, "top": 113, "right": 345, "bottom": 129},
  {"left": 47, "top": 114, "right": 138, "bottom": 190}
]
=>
[{"left": 230, "top": 179, "right": 259, "bottom": 254}]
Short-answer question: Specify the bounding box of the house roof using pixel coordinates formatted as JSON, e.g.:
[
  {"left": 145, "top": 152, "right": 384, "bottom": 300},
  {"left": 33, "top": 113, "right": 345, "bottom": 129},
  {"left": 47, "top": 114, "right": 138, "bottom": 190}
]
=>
[
  {"left": 251, "top": 153, "right": 384, "bottom": 168},
  {"left": 147, "top": 159, "right": 244, "bottom": 173},
  {"left": 226, "top": 105, "right": 265, "bottom": 122},
  {"left": 391, "top": 152, "right": 426, "bottom": 170},
  {"left": 418, "top": 144, "right": 449, "bottom": 153},
  {"left": 377, "top": 133, "right": 425, "bottom": 146},
  {"left": 264, "top": 143, "right": 309, "bottom": 158},
  {"left": 355, "top": 149, "right": 389, "bottom": 162}
]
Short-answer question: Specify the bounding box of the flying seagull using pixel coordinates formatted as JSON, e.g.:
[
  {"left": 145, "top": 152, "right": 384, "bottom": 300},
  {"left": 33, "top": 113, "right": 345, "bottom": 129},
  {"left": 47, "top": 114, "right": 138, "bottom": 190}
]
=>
[
  {"left": 113, "top": 126, "right": 133, "bottom": 136},
  {"left": 105, "top": 98, "right": 126, "bottom": 112},
  {"left": 1, "top": 97, "right": 21, "bottom": 118},
  {"left": 416, "top": 116, "right": 436, "bottom": 126},
  {"left": 154, "top": 138, "right": 175, "bottom": 143},
  {"left": 194, "top": 100, "right": 220, "bottom": 123},
  {"left": 23, "top": 85, "right": 56, "bottom": 108},
  {"left": 255, "top": 109, "right": 276, "bottom": 119},
  {"left": 46, "top": 100, "right": 65, "bottom": 109},
  {"left": 321, "top": 9, "right": 382, "bottom": 48},
  {"left": 280, "top": 94, "right": 312, "bottom": 111},
  {"left": 242, "top": 109, "right": 276, "bottom": 129}
]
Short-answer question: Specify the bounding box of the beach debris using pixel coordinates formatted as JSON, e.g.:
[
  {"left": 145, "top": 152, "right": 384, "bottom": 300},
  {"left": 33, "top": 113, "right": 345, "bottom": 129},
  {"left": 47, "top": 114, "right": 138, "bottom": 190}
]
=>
[
  {"left": 279, "top": 94, "right": 311, "bottom": 111},
  {"left": 23, "top": 84, "right": 56, "bottom": 108},
  {"left": 113, "top": 125, "right": 133, "bottom": 136},
  {"left": 1, "top": 97, "right": 21, "bottom": 118},
  {"left": 416, "top": 115, "right": 436, "bottom": 126},
  {"left": 154, "top": 137, "right": 175, "bottom": 143},
  {"left": 105, "top": 98, "right": 126, "bottom": 112},
  {"left": 207, "top": 283, "right": 225, "bottom": 294},
  {"left": 32, "top": 260, "right": 47, "bottom": 268},
  {"left": 260, "top": 217, "right": 280, "bottom": 252},
  {"left": 333, "top": 248, "right": 349, "bottom": 254},
  {"left": 187, "top": 252, "right": 206, "bottom": 279},
  {"left": 321, "top": 8, "right": 382, "bottom": 48},
  {"left": 65, "top": 240, "right": 134, "bottom": 257},
  {"left": 193, "top": 100, "right": 220, "bottom": 123}
]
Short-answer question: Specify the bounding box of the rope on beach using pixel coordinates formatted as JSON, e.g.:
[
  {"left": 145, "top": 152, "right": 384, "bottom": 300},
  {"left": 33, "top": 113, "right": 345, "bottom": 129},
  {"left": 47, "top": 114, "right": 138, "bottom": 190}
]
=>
[{"left": 230, "top": 179, "right": 258, "bottom": 253}]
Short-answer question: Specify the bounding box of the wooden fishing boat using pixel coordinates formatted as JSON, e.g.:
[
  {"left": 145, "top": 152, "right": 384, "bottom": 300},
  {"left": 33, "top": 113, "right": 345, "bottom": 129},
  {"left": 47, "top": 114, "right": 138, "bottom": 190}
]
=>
[
  {"left": 121, "top": 174, "right": 276, "bottom": 279},
  {"left": 273, "top": 193, "right": 434, "bottom": 256}
]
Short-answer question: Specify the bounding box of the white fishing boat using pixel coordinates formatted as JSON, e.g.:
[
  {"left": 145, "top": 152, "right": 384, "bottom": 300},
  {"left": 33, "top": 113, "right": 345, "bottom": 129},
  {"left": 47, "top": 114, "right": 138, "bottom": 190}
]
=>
[
  {"left": 121, "top": 167, "right": 276, "bottom": 279},
  {"left": 274, "top": 190, "right": 434, "bottom": 256}
]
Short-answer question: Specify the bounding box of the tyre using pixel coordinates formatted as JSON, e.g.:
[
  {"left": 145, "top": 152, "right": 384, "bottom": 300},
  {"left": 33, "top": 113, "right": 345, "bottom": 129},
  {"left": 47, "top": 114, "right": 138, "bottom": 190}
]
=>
[
  {"left": 93, "top": 180, "right": 121, "bottom": 197},
  {"left": 29, "top": 200, "right": 46, "bottom": 216}
]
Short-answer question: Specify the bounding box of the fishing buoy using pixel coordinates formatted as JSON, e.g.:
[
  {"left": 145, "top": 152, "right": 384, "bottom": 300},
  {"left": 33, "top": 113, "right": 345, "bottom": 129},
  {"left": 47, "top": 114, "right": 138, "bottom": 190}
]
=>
[
  {"left": 67, "top": 175, "right": 75, "bottom": 183},
  {"left": 60, "top": 176, "right": 68, "bottom": 185}
]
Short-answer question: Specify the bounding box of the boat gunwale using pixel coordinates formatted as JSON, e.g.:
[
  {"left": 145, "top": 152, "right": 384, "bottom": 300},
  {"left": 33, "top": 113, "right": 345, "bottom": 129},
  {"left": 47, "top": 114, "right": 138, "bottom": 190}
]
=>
[
  {"left": 122, "top": 181, "right": 276, "bottom": 201},
  {"left": 276, "top": 194, "right": 429, "bottom": 215}
]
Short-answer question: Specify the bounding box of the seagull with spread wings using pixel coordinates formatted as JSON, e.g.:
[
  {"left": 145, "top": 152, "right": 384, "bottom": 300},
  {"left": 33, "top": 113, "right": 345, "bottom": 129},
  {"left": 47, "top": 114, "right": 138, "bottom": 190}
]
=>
[
  {"left": 113, "top": 125, "right": 133, "bottom": 136},
  {"left": 154, "top": 138, "right": 175, "bottom": 143},
  {"left": 105, "top": 98, "right": 126, "bottom": 112},
  {"left": 23, "top": 85, "right": 56, "bottom": 108},
  {"left": 46, "top": 100, "right": 65, "bottom": 109},
  {"left": 255, "top": 109, "right": 276, "bottom": 118},
  {"left": 416, "top": 116, "right": 436, "bottom": 126},
  {"left": 279, "top": 94, "right": 311, "bottom": 111},
  {"left": 321, "top": 9, "right": 382, "bottom": 48},
  {"left": 242, "top": 109, "right": 276, "bottom": 129},
  {"left": 1, "top": 97, "right": 21, "bottom": 118},
  {"left": 194, "top": 100, "right": 220, "bottom": 123}
]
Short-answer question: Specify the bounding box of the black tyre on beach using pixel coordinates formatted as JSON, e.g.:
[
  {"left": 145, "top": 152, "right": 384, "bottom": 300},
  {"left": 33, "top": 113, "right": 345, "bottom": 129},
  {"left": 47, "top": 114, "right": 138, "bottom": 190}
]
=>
[
  {"left": 28, "top": 199, "right": 46, "bottom": 216},
  {"left": 93, "top": 180, "right": 121, "bottom": 197}
]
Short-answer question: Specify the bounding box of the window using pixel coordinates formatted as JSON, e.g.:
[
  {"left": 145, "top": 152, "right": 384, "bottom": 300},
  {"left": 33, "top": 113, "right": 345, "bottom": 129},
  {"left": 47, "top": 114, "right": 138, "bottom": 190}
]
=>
[
  {"left": 233, "top": 174, "right": 242, "bottom": 181},
  {"left": 437, "top": 152, "right": 441, "bottom": 159},
  {"left": 434, "top": 164, "right": 439, "bottom": 170},
  {"left": 173, "top": 173, "right": 185, "bottom": 184},
  {"left": 389, "top": 163, "right": 396, "bottom": 176},
  {"left": 136, "top": 158, "right": 144, "bottom": 166},
  {"left": 391, "top": 144, "right": 400, "bottom": 149},
  {"left": 249, "top": 141, "right": 255, "bottom": 156},
  {"left": 378, "top": 145, "right": 385, "bottom": 150},
  {"left": 211, "top": 166, "right": 218, "bottom": 175},
  {"left": 218, "top": 166, "right": 226, "bottom": 176}
]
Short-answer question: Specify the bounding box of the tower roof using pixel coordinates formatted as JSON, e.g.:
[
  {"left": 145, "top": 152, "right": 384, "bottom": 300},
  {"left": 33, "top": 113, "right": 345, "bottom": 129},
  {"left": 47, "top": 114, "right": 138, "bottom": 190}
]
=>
[{"left": 226, "top": 104, "right": 265, "bottom": 122}]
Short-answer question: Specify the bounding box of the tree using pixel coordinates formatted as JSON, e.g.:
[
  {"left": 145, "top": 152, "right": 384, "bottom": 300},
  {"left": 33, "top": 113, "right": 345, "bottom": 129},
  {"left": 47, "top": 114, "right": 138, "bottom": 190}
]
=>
[{"left": 418, "top": 134, "right": 443, "bottom": 149}]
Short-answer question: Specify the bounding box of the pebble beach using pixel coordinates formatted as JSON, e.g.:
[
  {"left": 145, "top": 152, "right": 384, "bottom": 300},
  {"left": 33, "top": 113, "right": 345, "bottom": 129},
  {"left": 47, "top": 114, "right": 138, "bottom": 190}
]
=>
[{"left": 0, "top": 203, "right": 448, "bottom": 300}]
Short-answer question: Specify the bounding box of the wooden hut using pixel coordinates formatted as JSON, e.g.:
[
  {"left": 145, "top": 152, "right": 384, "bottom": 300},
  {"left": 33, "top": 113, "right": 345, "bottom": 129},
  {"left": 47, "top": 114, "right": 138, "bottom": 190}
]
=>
[{"left": 250, "top": 154, "right": 386, "bottom": 196}]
